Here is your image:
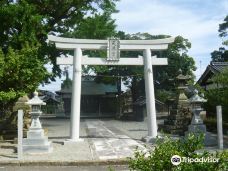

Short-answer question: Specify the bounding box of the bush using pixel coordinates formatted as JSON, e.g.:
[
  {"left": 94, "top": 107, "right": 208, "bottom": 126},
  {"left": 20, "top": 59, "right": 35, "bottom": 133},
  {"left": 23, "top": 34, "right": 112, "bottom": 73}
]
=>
[{"left": 128, "top": 133, "right": 228, "bottom": 171}]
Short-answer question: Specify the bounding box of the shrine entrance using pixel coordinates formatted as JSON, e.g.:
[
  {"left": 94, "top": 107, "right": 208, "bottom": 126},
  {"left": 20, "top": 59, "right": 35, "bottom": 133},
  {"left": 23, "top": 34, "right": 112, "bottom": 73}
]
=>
[{"left": 48, "top": 35, "right": 174, "bottom": 142}]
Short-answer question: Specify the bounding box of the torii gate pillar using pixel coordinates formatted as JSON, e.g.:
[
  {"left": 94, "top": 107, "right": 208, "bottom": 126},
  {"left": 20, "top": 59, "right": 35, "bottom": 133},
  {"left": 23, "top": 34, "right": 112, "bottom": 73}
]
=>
[
  {"left": 70, "top": 48, "right": 82, "bottom": 141},
  {"left": 144, "top": 49, "right": 157, "bottom": 138}
]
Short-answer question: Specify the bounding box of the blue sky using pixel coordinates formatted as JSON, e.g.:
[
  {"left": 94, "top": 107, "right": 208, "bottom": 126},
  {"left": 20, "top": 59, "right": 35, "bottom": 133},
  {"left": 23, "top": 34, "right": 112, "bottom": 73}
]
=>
[{"left": 40, "top": 0, "right": 228, "bottom": 91}]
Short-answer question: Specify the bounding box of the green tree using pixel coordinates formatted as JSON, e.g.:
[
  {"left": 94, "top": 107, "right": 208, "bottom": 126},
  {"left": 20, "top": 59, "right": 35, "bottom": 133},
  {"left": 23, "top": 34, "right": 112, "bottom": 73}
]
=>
[
  {"left": 211, "top": 47, "right": 228, "bottom": 62},
  {"left": 0, "top": 0, "right": 119, "bottom": 75},
  {"left": 211, "top": 15, "right": 228, "bottom": 62},
  {"left": 219, "top": 15, "right": 228, "bottom": 46},
  {"left": 64, "top": 0, "right": 118, "bottom": 40},
  {"left": 0, "top": 46, "right": 48, "bottom": 119},
  {"left": 154, "top": 35, "right": 196, "bottom": 91},
  {"left": 0, "top": 0, "right": 119, "bottom": 121},
  {"left": 63, "top": 3, "right": 117, "bottom": 65},
  {"left": 204, "top": 68, "right": 228, "bottom": 121}
]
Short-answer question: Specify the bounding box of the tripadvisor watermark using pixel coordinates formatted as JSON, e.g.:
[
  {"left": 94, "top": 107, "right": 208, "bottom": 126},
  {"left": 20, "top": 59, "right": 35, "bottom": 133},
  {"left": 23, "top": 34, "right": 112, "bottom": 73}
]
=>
[{"left": 171, "top": 155, "right": 219, "bottom": 166}]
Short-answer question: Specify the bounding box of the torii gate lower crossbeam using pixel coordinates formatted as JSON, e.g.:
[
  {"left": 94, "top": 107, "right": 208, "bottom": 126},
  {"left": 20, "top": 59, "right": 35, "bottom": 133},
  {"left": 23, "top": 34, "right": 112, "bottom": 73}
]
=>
[{"left": 48, "top": 35, "right": 174, "bottom": 143}]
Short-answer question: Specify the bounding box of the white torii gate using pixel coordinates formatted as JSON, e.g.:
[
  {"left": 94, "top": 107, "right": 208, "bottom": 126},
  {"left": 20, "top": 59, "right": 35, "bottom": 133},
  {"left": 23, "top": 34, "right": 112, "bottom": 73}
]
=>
[{"left": 48, "top": 35, "right": 174, "bottom": 142}]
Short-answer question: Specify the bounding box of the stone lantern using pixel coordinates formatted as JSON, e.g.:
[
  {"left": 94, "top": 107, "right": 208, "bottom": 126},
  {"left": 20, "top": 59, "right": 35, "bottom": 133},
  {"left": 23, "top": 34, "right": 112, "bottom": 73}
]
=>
[
  {"left": 27, "top": 92, "right": 45, "bottom": 130},
  {"left": 162, "top": 70, "right": 192, "bottom": 135},
  {"left": 23, "top": 91, "right": 52, "bottom": 154},
  {"left": 176, "top": 70, "right": 191, "bottom": 108},
  {"left": 186, "top": 90, "right": 207, "bottom": 134}
]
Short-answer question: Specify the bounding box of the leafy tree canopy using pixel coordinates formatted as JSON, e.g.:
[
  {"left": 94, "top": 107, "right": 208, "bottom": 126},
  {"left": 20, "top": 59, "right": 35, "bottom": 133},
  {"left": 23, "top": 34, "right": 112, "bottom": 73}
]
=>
[
  {"left": 219, "top": 15, "right": 228, "bottom": 45},
  {"left": 0, "top": 0, "right": 119, "bottom": 62},
  {"left": 0, "top": 0, "right": 119, "bottom": 119},
  {"left": 211, "top": 67, "right": 228, "bottom": 85},
  {"left": 211, "top": 47, "right": 228, "bottom": 62},
  {"left": 211, "top": 15, "right": 228, "bottom": 62},
  {"left": 0, "top": 45, "right": 48, "bottom": 117}
]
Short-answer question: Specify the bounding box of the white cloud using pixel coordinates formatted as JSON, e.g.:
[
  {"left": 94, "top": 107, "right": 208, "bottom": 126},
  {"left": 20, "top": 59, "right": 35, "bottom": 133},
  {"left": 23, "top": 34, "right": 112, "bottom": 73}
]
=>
[{"left": 113, "top": 0, "right": 225, "bottom": 40}]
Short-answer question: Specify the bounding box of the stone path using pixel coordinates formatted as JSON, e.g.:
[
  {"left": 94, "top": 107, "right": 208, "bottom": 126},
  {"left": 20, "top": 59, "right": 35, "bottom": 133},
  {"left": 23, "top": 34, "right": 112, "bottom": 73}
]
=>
[{"left": 86, "top": 120, "right": 148, "bottom": 160}]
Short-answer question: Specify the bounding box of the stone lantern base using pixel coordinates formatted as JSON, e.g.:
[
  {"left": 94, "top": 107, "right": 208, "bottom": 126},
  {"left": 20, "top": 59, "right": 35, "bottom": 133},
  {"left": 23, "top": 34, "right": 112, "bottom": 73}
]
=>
[
  {"left": 161, "top": 107, "right": 192, "bottom": 135},
  {"left": 187, "top": 124, "right": 206, "bottom": 133},
  {"left": 23, "top": 129, "right": 52, "bottom": 154}
]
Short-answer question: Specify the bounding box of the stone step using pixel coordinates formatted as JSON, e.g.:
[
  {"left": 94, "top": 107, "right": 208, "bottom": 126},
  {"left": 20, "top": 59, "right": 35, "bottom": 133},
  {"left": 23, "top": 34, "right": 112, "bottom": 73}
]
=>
[
  {"left": 164, "top": 119, "right": 189, "bottom": 125},
  {"left": 23, "top": 141, "right": 52, "bottom": 154},
  {"left": 27, "top": 130, "right": 45, "bottom": 139},
  {"left": 160, "top": 125, "right": 184, "bottom": 130},
  {"left": 23, "top": 137, "right": 49, "bottom": 145}
]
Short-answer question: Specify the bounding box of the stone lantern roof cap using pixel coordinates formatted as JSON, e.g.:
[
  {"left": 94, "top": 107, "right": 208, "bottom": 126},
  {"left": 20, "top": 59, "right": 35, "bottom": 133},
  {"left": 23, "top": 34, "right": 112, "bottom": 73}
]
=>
[
  {"left": 26, "top": 91, "right": 46, "bottom": 106},
  {"left": 189, "top": 90, "right": 207, "bottom": 103},
  {"left": 176, "top": 69, "right": 191, "bottom": 80},
  {"left": 176, "top": 74, "right": 191, "bottom": 80}
]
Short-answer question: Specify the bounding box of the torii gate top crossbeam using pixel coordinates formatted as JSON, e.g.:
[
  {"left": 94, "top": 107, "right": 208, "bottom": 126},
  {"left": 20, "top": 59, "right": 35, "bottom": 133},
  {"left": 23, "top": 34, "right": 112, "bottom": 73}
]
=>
[{"left": 48, "top": 35, "right": 174, "bottom": 51}]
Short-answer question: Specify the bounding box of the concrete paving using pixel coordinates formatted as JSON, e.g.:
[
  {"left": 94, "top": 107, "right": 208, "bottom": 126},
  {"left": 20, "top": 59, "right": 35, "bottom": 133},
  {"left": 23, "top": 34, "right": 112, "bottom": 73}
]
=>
[
  {"left": 0, "top": 118, "right": 151, "bottom": 164},
  {"left": 86, "top": 120, "right": 148, "bottom": 160},
  {"left": 0, "top": 117, "right": 227, "bottom": 166}
]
